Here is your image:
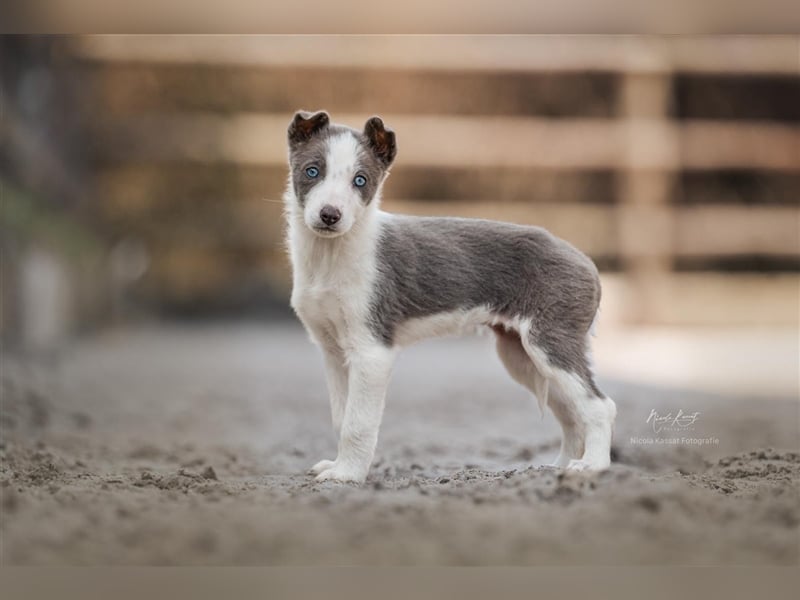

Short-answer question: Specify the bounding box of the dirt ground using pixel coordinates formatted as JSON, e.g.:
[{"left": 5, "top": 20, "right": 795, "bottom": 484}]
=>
[{"left": 1, "top": 322, "right": 798, "bottom": 565}]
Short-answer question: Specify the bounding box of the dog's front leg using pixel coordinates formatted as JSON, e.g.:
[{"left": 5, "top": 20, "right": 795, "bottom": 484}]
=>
[
  {"left": 315, "top": 344, "right": 395, "bottom": 484},
  {"left": 322, "top": 345, "right": 349, "bottom": 435},
  {"left": 308, "top": 345, "right": 349, "bottom": 475}
]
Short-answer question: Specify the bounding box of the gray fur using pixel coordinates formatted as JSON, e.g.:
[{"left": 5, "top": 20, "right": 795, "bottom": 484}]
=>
[
  {"left": 369, "top": 216, "right": 604, "bottom": 397},
  {"left": 288, "top": 111, "right": 394, "bottom": 207}
]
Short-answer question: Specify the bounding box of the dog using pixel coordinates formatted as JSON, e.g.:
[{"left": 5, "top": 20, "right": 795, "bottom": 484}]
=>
[{"left": 284, "top": 110, "right": 616, "bottom": 484}]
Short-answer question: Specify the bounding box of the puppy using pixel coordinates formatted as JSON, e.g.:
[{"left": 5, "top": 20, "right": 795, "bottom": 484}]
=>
[{"left": 284, "top": 110, "right": 616, "bottom": 483}]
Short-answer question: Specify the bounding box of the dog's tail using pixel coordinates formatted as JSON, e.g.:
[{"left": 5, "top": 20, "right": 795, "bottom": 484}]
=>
[{"left": 518, "top": 320, "right": 556, "bottom": 419}]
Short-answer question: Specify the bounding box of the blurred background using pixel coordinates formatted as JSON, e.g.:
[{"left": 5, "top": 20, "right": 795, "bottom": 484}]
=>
[
  {"left": 1, "top": 35, "right": 798, "bottom": 396},
  {"left": 2, "top": 34, "right": 799, "bottom": 568}
]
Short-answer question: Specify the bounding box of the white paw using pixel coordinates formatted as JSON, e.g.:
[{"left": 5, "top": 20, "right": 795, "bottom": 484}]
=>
[
  {"left": 308, "top": 459, "right": 336, "bottom": 475},
  {"left": 566, "top": 457, "right": 610, "bottom": 472},
  {"left": 548, "top": 454, "right": 572, "bottom": 468},
  {"left": 566, "top": 458, "right": 591, "bottom": 471},
  {"left": 314, "top": 463, "right": 366, "bottom": 484}
]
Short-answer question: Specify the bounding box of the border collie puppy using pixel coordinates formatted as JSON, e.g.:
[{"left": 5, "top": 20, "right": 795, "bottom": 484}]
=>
[{"left": 284, "top": 110, "right": 616, "bottom": 483}]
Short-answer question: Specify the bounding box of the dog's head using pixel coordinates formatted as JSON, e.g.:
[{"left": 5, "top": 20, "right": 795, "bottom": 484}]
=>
[{"left": 286, "top": 110, "right": 396, "bottom": 238}]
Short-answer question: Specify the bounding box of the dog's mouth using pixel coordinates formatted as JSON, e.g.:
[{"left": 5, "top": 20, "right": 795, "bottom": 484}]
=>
[{"left": 311, "top": 224, "right": 343, "bottom": 237}]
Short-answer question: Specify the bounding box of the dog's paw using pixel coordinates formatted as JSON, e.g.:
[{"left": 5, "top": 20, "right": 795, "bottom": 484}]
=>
[
  {"left": 548, "top": 454, "right": 572, "bottom": 468},
  {"left": 566, "top": 458, "right": 591, "bottom": 471},
  {"left": 314, "top": 463, "right": 365, "bottom": 484},
  {"left": 565, "top": 457, "right": 610, "bottom": 472},
  {"left": 308, "top": 459, "right": 336, "bottom": 475}
]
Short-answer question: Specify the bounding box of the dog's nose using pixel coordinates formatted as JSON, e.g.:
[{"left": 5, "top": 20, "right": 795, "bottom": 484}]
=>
[{"left": 319, "top": 205, "right": 341, "bottom": 226}]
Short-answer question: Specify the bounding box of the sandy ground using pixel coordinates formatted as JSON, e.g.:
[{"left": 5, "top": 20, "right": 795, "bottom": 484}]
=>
[{"left": 1, "top": 322, "right": 798, "bottom": 565}]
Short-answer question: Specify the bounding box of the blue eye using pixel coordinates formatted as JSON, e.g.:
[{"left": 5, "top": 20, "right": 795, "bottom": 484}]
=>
[
  {"left": 353, "top": 175, "right": 367, "bottom": 188},
  {"left": 305, "top": 166, "right": 319, "bottom": 178}
]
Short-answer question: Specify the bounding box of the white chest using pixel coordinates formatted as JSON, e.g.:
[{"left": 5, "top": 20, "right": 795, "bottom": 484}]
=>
[{"left": 290, "top": 243, "right": 377, "bottom": 349}]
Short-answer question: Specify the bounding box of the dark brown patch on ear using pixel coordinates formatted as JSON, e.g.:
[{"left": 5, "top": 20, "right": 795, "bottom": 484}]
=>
[
  {"left": 363, "top": 116, "right": 397, "bottom": 167},
  {"left": 288, "top": 110, "right": 330, "bottom": 146}
]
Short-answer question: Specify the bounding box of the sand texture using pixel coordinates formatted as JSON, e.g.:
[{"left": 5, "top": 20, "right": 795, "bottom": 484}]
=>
[{"left": 2, "top": 324, "right": 798, "bottom": 565}]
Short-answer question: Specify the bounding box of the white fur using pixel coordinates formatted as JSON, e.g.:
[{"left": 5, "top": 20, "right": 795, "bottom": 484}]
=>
[
  {"left": 393, "top": 306, "right": 496, "bottom": 347},
  {"left": 546, "top": 369, "right": 616, "bottom": 469},
  {"left": 286, "top": 134, "right": 395, "bottom": 483},
  {"left": 301, "top": 133, "right": 367, "bottom": 238}
]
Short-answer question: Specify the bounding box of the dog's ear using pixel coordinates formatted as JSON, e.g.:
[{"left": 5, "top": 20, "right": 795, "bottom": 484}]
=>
[
  {"left": 363, "top": 116, "right": 397, "bottom": 167},
  {"left": 288, "top": 110, "right": 330, "bottom": 146}
]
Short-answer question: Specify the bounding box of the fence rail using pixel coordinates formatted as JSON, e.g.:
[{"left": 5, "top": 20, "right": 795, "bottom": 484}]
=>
[
  {"left": 92, "top": 114, "right": 800, "bottom": 170},
  {"left": 67, "top": 36, "right": 800, "bottom": 325},
  {"left": 72, "top": 36, "right": 800, "bottom": 74}
]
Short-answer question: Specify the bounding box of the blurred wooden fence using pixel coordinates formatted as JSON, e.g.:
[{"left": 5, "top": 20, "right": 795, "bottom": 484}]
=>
[{"left": 70, "top": 36, "right": 799, "bottom": 325}]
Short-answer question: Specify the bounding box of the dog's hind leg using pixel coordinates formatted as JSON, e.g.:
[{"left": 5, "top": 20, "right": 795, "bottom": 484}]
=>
[
  {"left": 546, "top": 369, "right": 616, "bottom": 470},
  {"left": 517, "top": 325, "right": 616, "bottom": 471},
  {"left": 494, "top": 325, "right": 580, "bottom": 467},
  {"left": 493, "top": 325, "right": 549, "bottom": 415}
]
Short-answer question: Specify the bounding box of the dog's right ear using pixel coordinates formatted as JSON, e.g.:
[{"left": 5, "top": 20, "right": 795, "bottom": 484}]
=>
[{"left": 288, "top": 110, "right": 330, "bottom": 146}]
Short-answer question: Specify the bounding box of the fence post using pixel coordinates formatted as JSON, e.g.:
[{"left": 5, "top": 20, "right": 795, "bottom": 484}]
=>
[{"left": 618, "top": 44, "right": 678, "bottom": 325}]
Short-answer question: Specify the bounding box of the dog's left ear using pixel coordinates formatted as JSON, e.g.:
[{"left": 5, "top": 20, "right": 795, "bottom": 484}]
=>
[{"left": 363, "top": 116, "right": 397, "bottom": 167}]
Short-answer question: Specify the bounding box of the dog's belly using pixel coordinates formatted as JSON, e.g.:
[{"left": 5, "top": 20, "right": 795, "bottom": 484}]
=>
[{"left": 392, "top": 306, "right": 520, "bottom": 348}]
